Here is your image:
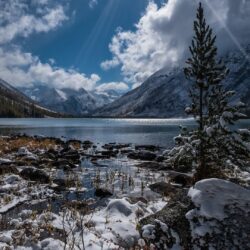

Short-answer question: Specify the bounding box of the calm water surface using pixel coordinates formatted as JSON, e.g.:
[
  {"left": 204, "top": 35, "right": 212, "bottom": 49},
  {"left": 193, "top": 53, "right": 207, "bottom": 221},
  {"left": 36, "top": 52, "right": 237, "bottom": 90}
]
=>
[{"left": 0, "top": 118, "right": 249, "bottom": 148}]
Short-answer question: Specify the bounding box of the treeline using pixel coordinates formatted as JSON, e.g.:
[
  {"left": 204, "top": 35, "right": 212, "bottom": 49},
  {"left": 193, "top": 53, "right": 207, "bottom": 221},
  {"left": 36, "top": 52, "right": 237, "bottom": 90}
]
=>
[{"left": 0, "top": 84, "right": 65, "bottom": 118}]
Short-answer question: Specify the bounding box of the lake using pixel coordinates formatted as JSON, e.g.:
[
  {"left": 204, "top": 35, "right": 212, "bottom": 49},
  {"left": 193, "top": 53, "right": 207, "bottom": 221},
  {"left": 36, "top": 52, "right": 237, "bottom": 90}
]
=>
[{"left": 0, "top": 118, "right": 249, "bottom": 148}]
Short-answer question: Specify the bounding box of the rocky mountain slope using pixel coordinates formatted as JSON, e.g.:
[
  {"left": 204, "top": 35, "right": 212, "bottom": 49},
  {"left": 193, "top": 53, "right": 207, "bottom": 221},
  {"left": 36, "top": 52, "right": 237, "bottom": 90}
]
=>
[
  {"left": 20, "top": 86, "right": 120, "bottom": 116},
  {"left": 0, "top": 78, "right": 62, "bottom": 118},
  {"left": 95, "top": 45, "right": 250, "bottom": 118}
]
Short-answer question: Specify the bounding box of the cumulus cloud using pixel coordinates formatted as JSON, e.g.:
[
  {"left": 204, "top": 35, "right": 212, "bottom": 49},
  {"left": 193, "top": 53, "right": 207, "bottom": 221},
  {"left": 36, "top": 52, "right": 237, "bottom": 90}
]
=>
[
  {"left": 0, "top": 1, "right": 68, "bottom": 44},
  {"left": 96, "top": 82, "right": 129, "bottom": 93},
  {"left": 0, "top": 0, "right": 98, "bottom": 91},
  {"left": 0, "top": 0, "right": 125, "bottom": 94},
  {"left": 0, "top": 47, "right": 100, "bottom": 91},
  {"left": 102, "top": 0, "right": 250, "bottom": 86}
]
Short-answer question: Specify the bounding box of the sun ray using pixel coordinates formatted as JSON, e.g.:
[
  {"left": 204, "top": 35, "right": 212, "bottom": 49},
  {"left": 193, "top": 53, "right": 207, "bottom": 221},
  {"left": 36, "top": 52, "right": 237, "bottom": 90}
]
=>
[
  {"left": 75, "top": 0, "right": 120, "bottom": 67},
  {"left": 204, "top": 0, "right": 250, "bottom": 62}
]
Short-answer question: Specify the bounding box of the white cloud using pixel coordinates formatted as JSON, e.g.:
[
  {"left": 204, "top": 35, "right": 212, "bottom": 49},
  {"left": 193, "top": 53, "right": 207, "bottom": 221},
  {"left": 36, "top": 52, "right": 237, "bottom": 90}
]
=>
[
  {"left": 0, "top": 4, "right": 67, "bottom": 44},
  {"left": 96, "top": 82, "right": 129, "bottom": 93},
  {"left": 0, "top": 0, "right": 127, "bottom": 94},
  {"left": 102, "top": 0, "right": 250, "bottom": 86},
  {"left": 0, "top": 47, "right": 100, "bottom": 91}
]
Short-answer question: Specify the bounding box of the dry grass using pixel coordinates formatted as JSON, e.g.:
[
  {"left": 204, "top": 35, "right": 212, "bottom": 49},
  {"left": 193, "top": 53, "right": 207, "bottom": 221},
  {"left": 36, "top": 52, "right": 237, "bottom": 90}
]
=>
[{"left": 0, "top": 136, "right": 63, "bottom": 156}]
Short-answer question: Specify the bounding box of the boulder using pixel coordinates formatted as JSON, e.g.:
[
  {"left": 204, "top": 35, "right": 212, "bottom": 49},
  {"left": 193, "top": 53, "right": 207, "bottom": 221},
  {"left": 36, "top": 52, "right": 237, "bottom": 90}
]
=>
[
  {"left": 52, "top": 178, "right": 67, "bottom": 191},
  {"left": 149, "top": 182, "right": 179, "bottom": 196},
  {"left": 0, "top": 165, "right": 18, "bottom": 175},
  {"left": 100, "top": 150, "right": 118, "bottom": 158},
  {"left": 186, "top": 179, "right": 250, "bottom": 249},
  {"left": 82, "top": 140, "right": 93, "bottom": 149},
  {"left": 135, "top": 145, "right": 160, "bottom": 152},
  {"left": 0, "top": 158, "right": 13, "bottom": 165},
  {"left": 127, "top": 151, "right": 157, "bottom": 161},
  {"left": 155, "top": 155, "right": 165, "bottom": 162},
  {"left": 140, "top": 190, "right": 192, "bottom": 249},
  {"left": 17, "top": 147, "right": 32, "bottom": 156},
  {"left": 62, "top": 152, "right": 80, "bottom": 164},
  {"left": 102, "top": 143, "right": 130, "bottom": 150},
  {"left": 20, "top": 167, "right": 50, "bottom": 183},
  {"left": 95, "top": 188, "right": 113, "bottom": 198},
  {"left": 136, "top": 162, "right": 164, "bottom": 171},
  {"left": 167, "top": 171, "right": 193, "bottom": 187}
]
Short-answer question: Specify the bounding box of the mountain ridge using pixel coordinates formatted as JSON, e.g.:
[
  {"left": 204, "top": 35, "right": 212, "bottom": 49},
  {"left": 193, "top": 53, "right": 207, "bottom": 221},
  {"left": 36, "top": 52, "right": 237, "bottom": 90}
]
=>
[
  {"left": 94, "top": 46, "right": 250, "bottom": 118},
  {"left": 20, "top": 86, "right": 121, "bottom": 116},
  {"left": 0, "top": 78, "right": 63, "bottom": 118}
]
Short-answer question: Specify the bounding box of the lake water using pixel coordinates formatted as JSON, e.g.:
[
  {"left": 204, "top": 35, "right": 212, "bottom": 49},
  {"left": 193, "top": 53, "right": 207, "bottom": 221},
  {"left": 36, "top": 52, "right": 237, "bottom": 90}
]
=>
[{"left": 0, "top": 118, "right": 249, "bottom": 148}]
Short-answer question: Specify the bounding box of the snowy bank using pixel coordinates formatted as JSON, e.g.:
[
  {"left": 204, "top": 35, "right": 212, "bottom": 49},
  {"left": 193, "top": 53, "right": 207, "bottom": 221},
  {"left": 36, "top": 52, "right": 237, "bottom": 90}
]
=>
[{"left": 186, "top": 178, "right": 250, "bottom": 249}]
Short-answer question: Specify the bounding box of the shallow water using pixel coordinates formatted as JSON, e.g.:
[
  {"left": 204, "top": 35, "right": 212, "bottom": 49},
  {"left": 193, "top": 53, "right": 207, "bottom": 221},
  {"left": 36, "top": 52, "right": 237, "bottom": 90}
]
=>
[{"left": 0, "top": 118, "right": 194, "bottom": 148}]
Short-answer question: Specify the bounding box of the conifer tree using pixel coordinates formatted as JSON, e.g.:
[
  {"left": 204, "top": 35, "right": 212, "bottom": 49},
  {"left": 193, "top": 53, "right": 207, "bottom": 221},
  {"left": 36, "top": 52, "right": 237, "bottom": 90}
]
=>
[
  {"left": 183, "top": 2, "right": 226, "bottom": 179},
  {"left": 168, "top": 2, "right": 250, "bottom": 180}
]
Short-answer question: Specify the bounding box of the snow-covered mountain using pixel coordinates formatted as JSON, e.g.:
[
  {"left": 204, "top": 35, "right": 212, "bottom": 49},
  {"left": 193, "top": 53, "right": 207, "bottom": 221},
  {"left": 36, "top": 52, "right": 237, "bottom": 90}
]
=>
[
  {"left": 20, "top": 86, "right": 121, "bottom": 116},
  {"left": 94, "top": 45, "right": 250, "bottom": 118}
]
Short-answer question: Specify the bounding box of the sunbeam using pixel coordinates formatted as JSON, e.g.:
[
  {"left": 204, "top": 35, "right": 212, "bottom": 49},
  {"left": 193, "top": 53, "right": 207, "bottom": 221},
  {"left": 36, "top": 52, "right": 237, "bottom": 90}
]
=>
[
  {"left": 204, "top": 0, "right": 250, "bottom": 62},
  {"left": 75, "top": 0, "right": 119, "bottom": 67}
]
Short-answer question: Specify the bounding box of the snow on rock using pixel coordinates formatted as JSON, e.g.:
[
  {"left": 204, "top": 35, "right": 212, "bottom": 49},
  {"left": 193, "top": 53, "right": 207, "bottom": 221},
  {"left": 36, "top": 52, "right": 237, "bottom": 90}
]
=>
[
  {"left": 40, "top": 238, "right": 64, "bottom": 249},
  {"left": 105, "top": 198, "right": 134, "bottom": 216},
  {"left": 187, "top": 178, "right": 250, "bottom": 220},
  {"left": 17, "top": 147, "right": 33, "bottom": 156},
  {"left": 4, "top": 175, "right": 21, "bottom": 184},
  {"left": 56, "top": 198, "right": 166, "bottom": 250},
  {"left": 186, "top": 178, "right": 250, "bottom": 249},
  {"left": 0, "top": 158, "right": 12, "bottom": 164}
]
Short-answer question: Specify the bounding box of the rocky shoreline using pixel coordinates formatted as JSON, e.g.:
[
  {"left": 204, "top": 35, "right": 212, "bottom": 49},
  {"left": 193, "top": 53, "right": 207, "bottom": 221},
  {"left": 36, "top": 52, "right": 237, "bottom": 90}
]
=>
[{"left": 0, "top": 134, "right": 249, "bottom": 249}]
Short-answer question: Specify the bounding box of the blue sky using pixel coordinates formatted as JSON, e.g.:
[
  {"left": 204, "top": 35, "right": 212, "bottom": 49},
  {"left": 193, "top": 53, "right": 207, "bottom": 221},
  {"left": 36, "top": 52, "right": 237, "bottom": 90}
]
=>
[
  {"left": 0, "top": 0, "right": 249, "bottom": 93},
  {"left": 23, "top": 0, "right": 162, "bottom": 83}
]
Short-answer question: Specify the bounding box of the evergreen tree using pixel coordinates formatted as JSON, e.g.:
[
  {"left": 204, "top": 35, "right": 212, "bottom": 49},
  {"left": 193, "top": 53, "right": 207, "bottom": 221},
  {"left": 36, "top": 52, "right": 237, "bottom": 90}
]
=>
[
  {"left": 183, "top": 2, "right": 227, "bottom": 179},
  {"left": 168, "top": 2, "right": 250, "bottom": 180}
]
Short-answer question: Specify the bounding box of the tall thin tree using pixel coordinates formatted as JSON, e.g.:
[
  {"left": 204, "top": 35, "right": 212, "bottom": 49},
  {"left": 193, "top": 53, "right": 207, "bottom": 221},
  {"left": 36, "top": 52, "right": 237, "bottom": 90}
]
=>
[{"left": 184, "top": 2, "right": 226, "bottom": 179}]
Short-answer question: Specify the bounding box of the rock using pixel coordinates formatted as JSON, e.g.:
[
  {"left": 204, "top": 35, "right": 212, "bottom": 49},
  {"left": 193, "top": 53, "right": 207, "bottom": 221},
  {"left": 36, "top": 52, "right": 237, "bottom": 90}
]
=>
[
  {"left": 17, "top": 147, "right": 32, "bottom": 156},
  {"left": 135, "top": 145, "right": 160, "bottom": 152},
  {"left": 155, "top": 155, "right": 165, "bottom": 162},
  {"left": 136, "top": 162, "right": 164, "bottom": 171},
  {"left": 103, "top": 143, "right": 130, "bottom": 150},
  {"left": 68, "top": 139, "right": 82, "bottom": 144},
  {"left": 186, "top": 179, "right": 250, "bottom": 249},
  {"left": 52, "top": 158, "right": 68, "bottom": 167},
  {"left": 20, "top": 167, "right": 50, "bottom": 183},
  {"left": 0, "top": 234, "right": 12, "bottom": 244},
  {"left": 47, "top": 148, "right": 59, "bottom": 158},
  {"left": 139, "top": 190, "right": 192, "bottom": 249},
  {"left": 82, "top": 140, "right": 93, "bottom": 149},
  {"left": 127, "top": 151, "right": 157, "bottom": 161},
  {"left": 53, "top": 178, "right": 66, "bottom": 186},
  {"left": 0, "top": 158, "right": 13, "bottom": 165},
  {"left": 62, "top": 152, "right": 80, "bottom": 164},
  {"left": 129, "top": 197, "right": 148, "bottom": 204},
  {"left": 0, "top": 165, "right": 18, "bottom": 175},
  {"left": 167, "top": 171, "right": 193, "bottom": 187},
  {"left": 174, "top": 164, "right": 192, "bottom": 173},
  {"left": 120, "top": 149, "right": 134, "bottom": 154},
  {"left": 5, "top": 175, "right": 21, "bottom": 184},
  {"left": 23, "top": 154, "right": 38, "bottom": 161},
  {"left": 52, "top": 178, "right": 66, "bottom": 191},
  {"left": 38, "top": 158, "right": 54, "bottom": 165},
  {"left": 106, "top": 198, "right": 133, "bottom": 216},
  {"left": 100, "top": 150, "right": 118, "bottom": 158},
  {"left": 95, "top": 188, "right": 113, "bottom": 198},
  {"left": 60, "top": 144, "right": 76, "bottom": 154},
  {"left": 149, "top": 182, "right": 179, "bottom": 196}
]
